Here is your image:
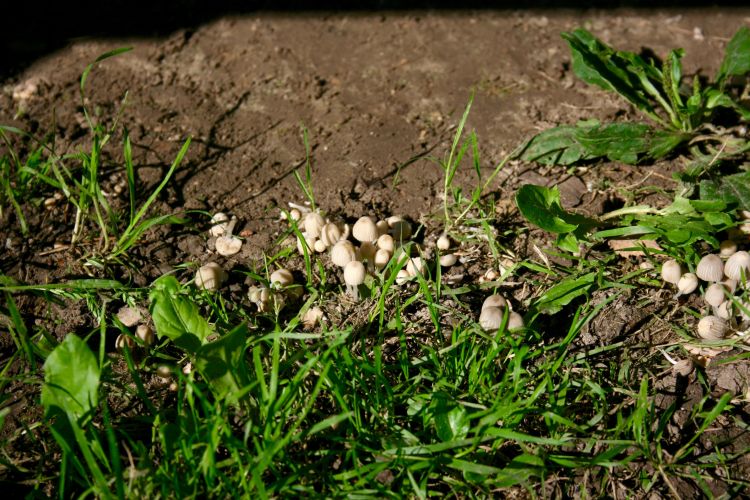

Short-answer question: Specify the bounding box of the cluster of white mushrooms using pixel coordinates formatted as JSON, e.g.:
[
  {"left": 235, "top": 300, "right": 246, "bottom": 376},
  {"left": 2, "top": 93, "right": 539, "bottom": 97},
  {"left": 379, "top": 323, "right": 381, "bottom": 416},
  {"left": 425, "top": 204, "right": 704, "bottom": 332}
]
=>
[
  {"left": 478, "top": 294, "right": 524, "bottom": 332},
  {"left": 661, "top": 245, "right": 750, "bottom": 340},
  {"left": 114, "top": 305, "right": 155, "bottom": 349}
]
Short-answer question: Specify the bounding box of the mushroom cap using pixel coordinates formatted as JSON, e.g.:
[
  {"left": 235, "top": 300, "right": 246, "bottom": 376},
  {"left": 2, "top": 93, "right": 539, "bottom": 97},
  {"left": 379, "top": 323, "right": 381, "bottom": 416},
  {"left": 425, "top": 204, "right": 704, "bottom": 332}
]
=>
[
  {"left": 297, "top": 232, "right": 316, "bottom": 255},
  {"left": 713, "top": 301, "right": 732, "bottom": 320},
  {"left": 320, "top": 222, "right": 342, "bottom": 247},
  {"left": 395, "top": 269, "right": 411, "bottom": 285},
  {"left": 507, "top": 311, "right": 525, "bottom": 330},
  {"left": 661, "top": 259, "right": 682, "bottom": 285},
  {"left": 195, "top": 262, "right": 226, "bottom": 291},
  {"left": 352, "top": 216, "right": 378, "bottom": 243},
  {"left": 343, "top": 260, "right": 366, "bottom": 286},
  {"left": 696, "top": 315, "right": 728, "bottom": 340},
  {"left": 215, "top": 235, "right": 242, "bottom": 256},
  {"left": 304, "top": 212, "right": 325, "bottom": 239},
  {"left": 135, "top": 324, "right": 155, "bottom": 346},
  {"left": 479, "top": 306, "right": 504, "bottom": 332},
  {"left": 331, "top": 240, "right": 357, "bottom": 267},
  {"left": 270, "top": 268, "right": 294, "bottom": 287},
  {"left": 376, "top": 220, "right": 389, "bottom": 237},
  {"left": 439, "top": 253, "right": 457, "bottom": 267},
  {"left": 314, "top": 239, "right": 328, "bottom": 253},
  {"left": 437, "top": 234, "right": 451, "bottom": 251},
  {"left": 116, "top": 306, "right": 143, "bottom": 327},
  {"left": 703, "top": 283, "right": 727, "bottom": 307},
  {"left": 359, "top": 241, "right": 377, "bottom": 262},
  {"left": 377, "top": 234, "right": 395, "bottom": 253},
  {"left": 115, "top": 333, "right": 135, "bottom": 351},
  {"left": 374, "top": 249, "right": 391, "bottom": 270},
  {"left": 482, "top": 294, "right": 507, "bottom": 311},
  {"left": 724, "top": 250, "right": 750, "bottom": 281},
  {"left": 209, "top": 212, "right": 230, "bottom": 237},
  {"left": 406, "top": 257, "right": 426, "bottom": 277},
  {"left": 676, "top": 273, "right": 699, "bottom": 296},
  {"left": 696, "top": 254, "right": 724, "bottom": 282},
  {"left": 719, "top": 239, "right": 738, "bottom": 258}
]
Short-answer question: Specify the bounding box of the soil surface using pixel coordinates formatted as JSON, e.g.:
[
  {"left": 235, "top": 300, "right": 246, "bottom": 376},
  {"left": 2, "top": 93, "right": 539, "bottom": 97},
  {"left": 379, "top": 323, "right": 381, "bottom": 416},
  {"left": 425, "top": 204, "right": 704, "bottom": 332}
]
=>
[{"left": 2, "top": 6, "right": 750, "bottom": 496}]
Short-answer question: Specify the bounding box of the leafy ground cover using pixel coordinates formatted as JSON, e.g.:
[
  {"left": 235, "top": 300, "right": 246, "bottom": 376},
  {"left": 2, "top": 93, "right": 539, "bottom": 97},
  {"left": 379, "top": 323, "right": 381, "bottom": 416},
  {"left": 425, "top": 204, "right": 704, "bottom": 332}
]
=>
[{"left": 2, "top": 11, "right": 750, "bottom": 498}]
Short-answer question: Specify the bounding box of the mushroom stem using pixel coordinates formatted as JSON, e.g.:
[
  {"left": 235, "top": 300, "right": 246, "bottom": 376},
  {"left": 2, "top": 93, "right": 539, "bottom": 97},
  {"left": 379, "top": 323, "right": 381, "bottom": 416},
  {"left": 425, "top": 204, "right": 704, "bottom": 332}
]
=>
[
  {"left": 225, "top": 216, "right": 238, "bottom": 236},
  {"left": 346, "top": 283, "right": 360, "bottom": 301}
]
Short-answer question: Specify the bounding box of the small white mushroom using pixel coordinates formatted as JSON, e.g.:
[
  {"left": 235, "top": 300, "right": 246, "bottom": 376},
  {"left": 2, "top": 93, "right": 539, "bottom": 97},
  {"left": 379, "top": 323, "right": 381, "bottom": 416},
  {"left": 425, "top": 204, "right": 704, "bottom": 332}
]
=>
[
  {"left": 209, "top": 212, "right": 231, "bottom": 237},
  {"left": 297, "top": 232, "right": 316, "bottom": 255},
  {"left": 719, "top": 239, "right": 738, "bottom": 258},
  {"left": 116, "top": 306, "right": 143, "bottom": 327},
  {"left": 374, "top": 249, "right": 391, "bottom": 270},
  {"left": 661, "top": 259, "right": 682, "bottom": 285},
  {"left": 406, "top": 257, "right": 426, "bottom": 277},
  {"left": 343, "top": 260, "right": 366, "bottom": 301},
  {"left": 704, "top": 283, "right": 727, "bottom": 308},
  {"left": 713, "top": 301, "right": 733, "bottom": 321},
  {"left": 270, "top": 268, "right": 294, "bottom": 289},
  {"left": 675, "top": 273, "right": 699, "bottom": 297},
  {"left": 482, "top": 294, "right": 507, "bottom": 311},
  {"left": 507, "top": 311, "right": 525, "bottom": 330},
  {"left": 302, "top": 307, "right": 325, "bottom": 330},
  {"left": 696, "top": 315, "right": 729, "bottom": 340},
  {"left": 314, "top": 239, "right": 328, "bottom": 253},
  {"left": 439, "top": 253, "right": 457, "bottom": 267},
  {"left": 248, "top": 285, "right": 272, "bottom": 312},
  {"left": 115, "top": 334, "right": 135, "bottom": 351},
  {"left": 395, "top": 269, "right": 411, "bottom": 285},
  {"left": 331, "top": 241, "right": 357, "bottom": 267},
  {"left": 195, "top": 262, "right": 227, "bottom": 291},
  {"left": 724, "top": 250, "right": 750, "bottom": 281},
  {"left": 376, "top": 220, "right": 389, "bottom": 237},
  {"left": 479, "top": 306, "right": 504, "bottom": 332},
  {"left": 215, "top": 216, "right": 242, "bottom": 256},
  {"left": 437, "top": 234, "right": 451, "bottom": 251},
  {"left": 377, "top": 234, "right": 395, "bottom": 253},
  {"left": 352, "top": 216, "right": 379, "bottom": 243},
  {"left": 304, "top": 212, "right": 325, "bottom": 239},
  {"left": 320, "top": 222, "right": 342, "bottom": 247},
  {"left": 696, "top": 254, "right": 724, "bottom": 282},
  {"left": 135, "top": 324, "right": 155, "bottom": 346}
]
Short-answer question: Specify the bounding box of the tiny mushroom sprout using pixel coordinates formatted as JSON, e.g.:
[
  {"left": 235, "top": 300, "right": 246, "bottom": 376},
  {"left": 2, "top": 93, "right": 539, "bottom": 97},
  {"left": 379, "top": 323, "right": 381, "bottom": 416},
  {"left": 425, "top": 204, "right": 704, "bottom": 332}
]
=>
[
  {"left": 319, "top": 222, "right": 342, "bottom": 248},
  {"left": 724, "top": 250, "right": 750, "bottom": 281},
  {"left": 704, "top": 283, "right": 727, "bottom": 308},
  {"left": 331, "top": 240, "right": 357, "bottom": 267},
  {"left": 209, "top": 212, "right": 231, "bottom": 237},
  {"left": 195, "top": 262, "right": 227, "bottom": 291},
  {"left": 719, "top": 239, "right": 738, "bottom": 258},
  {"left": 115, "top": 334, "right": 135, "bottom": 351},
  {"left": 343, "top": 260, "right": 366, "bottom": 301},
  {"left": 248, "top": 285, "right": 271, "bottom": 312},
  {"left": 439, "top": 253, "right": 457, "bottom": 267},
  {"left": 479, "top": 306, "right": 504, "bottom": 332},
  {"left": 377, "top": 234, "right": 394, "bottom": 253},
  {"left": 215, "top": 216, "right": 242, "bottom": 256},
  {"left": 696, "top": 254, "right": 724, "bottom": 282},
  {"left": 507, "top": 311, "right": 525, "bottom": 330},
  {"left": 353, "top": 216, "right": 379, "bottom": 243},
  {"left": 661, "top": 259, "right": 682, "bottom": 285},
  {"left": 374, "top": 249, "right": 391, "bottom": 270},
  {"left": 482, "top": 294, "right": 507, "bottom": 311},
  {"left": 437, "top": 234, "right": 451, "bottom": 251}
]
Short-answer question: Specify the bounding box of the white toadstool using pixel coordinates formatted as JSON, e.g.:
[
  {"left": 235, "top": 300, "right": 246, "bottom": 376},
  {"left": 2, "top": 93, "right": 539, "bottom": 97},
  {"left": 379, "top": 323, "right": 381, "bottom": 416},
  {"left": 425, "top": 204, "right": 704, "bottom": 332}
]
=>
[
  {"left": 331, "top": 241, "right": 357, "bottom": 267},
  {"left": 696, "top": 315, "right": 728, "bottom": 340},
  {"left": 248, "top": 285, "right": 271, "bottom": 312},
  {"left": 724, "top": 251, "right": 750, "bottom": 281},
  {"left": 704, "top": 283, "right": 727, "bottom": 307},
  {"left": 675, "top": 273, "right": 699, "bottom": 297},
  {"left": 406, "top": 257, "right": 426, "bottom": 277},
  {"left": 719, "top": 239, "right": 738, "bottom": 258},
  {"left": 479, "top": 306, "right": 504, "bottom": 332},
  {"left": 661, "top": 259, "right": 682, "bottom": 285},
  {"left": 482, "top": 294, "right": 507, "bottom": 311},
  {"left": 320, "top": 222, "right": 342, "bottom": 247},
  {"left": 116, "top": 306, "right": 143, "bottom": 327},
  {"left": 507, "top": 311, "right": 525, "bottom": 330},
  {"left": 353, "top": 216, "right": 378, "bottom": 243},
  {"left": 696, "top": 254, "right": 724, "bottom": 282},
  {"left": 209, "top": 212, "right": 231, "bottom": 237},
  {"left": 376, "top": 220, "right": 389, "bottom": 237},
  {"left": 377, "top": 234, "right": 394, "bottom": 253},
  {"left": 314, "top": 239, "right": 328, "bottom": 253},
  {"left": 437, "top": 234, "right": 451, "bottom": 251},
  {"left": 215, "top": 216, "right": 242, "bottom": 256},
  {"left": 195, "top": 262, "right": 227, "bottom": 291},
  {"left": 374, "top": 249, "right": 391, "bottom": 270},
  {"left": 343, "top": 260, "right": 366, "bottom": 301},
  {"left": 395, "top": 269, "right": 411, "bottom": 285},
  {"left": 304, "top": 212, "right": 325, "bottom": 239},
  {"left": 439, "top": 253, "right": 457, "bottom": 267},
  {"left": 302, "top": 306, "right": 325, "bottom": 330}
]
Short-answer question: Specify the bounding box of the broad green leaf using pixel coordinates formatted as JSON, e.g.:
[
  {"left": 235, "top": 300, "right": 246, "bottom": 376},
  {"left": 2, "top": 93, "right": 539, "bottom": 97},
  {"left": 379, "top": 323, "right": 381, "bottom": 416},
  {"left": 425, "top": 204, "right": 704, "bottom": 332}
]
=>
[
  {"left": 700, "top": 171, "right": 750, "bottom": 212},
  {"left": 519, "top": 125, "right": 593, "bottom": 165},
  {"left": 716, "top": 26, "right": 750, "bottom": 85},
  {"left": 534, "top": 272, "right": 597, "bottom": 315},
  {"left": 194, "top": 324, "right": 251, "bottom": 402},
  {"left": 430, "top": 394, "right": 470, "bottom": 442},
  {"left": 41, "top": 335, "right": 100, "bottom": 423},
  {"left": 648, "top": 129, "right": 690, "bottom": 159},
  {"left": 562, "top": 30, "right": 659, "bottom": 120},
  {"left": 575, "top": 122, "right": 652, "bottom": 164},
  {"left": 149, "top": 275, "right": 212, "bottom": 353},
  {"left": 515, "top": 185, "right": 582, "bottom": 234}
]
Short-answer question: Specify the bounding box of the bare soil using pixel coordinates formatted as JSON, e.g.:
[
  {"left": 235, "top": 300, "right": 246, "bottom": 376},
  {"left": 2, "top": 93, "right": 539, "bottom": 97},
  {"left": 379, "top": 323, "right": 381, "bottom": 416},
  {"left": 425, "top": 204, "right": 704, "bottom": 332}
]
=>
[{"left": 2, "top": 7, "right": 750, "bottom": 496}]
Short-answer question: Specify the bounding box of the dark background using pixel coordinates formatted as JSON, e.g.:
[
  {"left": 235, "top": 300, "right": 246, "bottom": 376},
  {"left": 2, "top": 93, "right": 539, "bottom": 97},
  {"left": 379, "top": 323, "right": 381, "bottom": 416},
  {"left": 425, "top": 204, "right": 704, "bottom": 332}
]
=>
[{"left": 1, "top": 1, "right": 744, "bottom": 79}]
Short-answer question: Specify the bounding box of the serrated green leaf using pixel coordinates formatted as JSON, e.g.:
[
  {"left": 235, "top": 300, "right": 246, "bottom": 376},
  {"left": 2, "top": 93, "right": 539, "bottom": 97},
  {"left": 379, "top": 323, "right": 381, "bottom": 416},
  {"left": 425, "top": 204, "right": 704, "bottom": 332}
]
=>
[
  {"left": 149, "top": 275, "right": 212, "bottom": 353},
  {"left": 41, "top": 335, "right": 100, "bottom": 423},
  {"left": 195, "top": 324, "right": 251, "bottom": 402},
  {"left": 700, "top": 171, "right": 750, "bottom": 212},
  {"left": 716, "top": 26, "right": 750, "bottom": 85},
  {"left": 519, "top": 125, "right": 593, "bottom": 165},
  {"left": 575, "top": 122, "right": 652, "bottom": 163},
  {"left": 534, "top": 272, "right": 597, "bottom": 315}
]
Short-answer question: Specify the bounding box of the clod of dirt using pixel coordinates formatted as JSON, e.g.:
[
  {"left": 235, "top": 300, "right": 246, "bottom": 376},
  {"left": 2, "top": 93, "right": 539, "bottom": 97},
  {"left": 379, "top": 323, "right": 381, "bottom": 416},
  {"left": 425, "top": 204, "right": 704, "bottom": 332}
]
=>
[{"left": 706, "top": 353, "right": 750, "bottom": 396}]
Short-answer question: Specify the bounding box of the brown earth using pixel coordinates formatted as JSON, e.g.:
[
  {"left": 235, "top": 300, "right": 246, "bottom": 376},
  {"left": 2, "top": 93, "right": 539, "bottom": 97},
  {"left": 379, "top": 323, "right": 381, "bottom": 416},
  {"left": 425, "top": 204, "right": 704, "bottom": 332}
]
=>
[{"left": 2, "top": 6, "right": 750, "bottom": 496}]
